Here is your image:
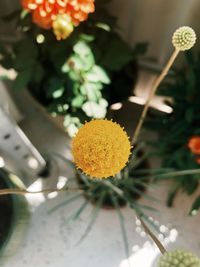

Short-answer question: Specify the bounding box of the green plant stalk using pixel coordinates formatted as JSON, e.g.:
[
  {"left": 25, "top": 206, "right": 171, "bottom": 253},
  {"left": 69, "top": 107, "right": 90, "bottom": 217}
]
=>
[
  {"left": 102, "top": 180, "right": 124, "bottom": 196},
  {"left": 152, "top": 169, "right": 200, "bottom": 180},
  {"left": 111, "top": 195, "right": 130, "bottom": 265},
  {"left": 63, "top": 200, "right": 89, "bottom": 224},
  {"left": 1, "top": 168, "right": 199, "bottom": 196},
  {"left": 48, "top": 193, "right": 83, "bottom": 214},
  {"left": 132, "top": 49, "right": 180, "bottom": 145},
  {"left": 76, "top": 191, "right": 105, "bottom": 245}
]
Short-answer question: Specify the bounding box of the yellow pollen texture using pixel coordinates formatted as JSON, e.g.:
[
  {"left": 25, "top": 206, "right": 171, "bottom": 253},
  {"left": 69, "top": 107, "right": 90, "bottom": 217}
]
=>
[{"left": 72, "top": 119, "right": 131, "bottom": 179}]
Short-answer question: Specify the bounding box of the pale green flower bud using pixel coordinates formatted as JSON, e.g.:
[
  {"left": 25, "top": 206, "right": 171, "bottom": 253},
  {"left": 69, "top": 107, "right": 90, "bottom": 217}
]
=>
[
  {"left": 158, "top": 250, "right": 200, "bottom": 267},
  {"left": 172, "top": 26, "right": 196, "bottom": 51}
]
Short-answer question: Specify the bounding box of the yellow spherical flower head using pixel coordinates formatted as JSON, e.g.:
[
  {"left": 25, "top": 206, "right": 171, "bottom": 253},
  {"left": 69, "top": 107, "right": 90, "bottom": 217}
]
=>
[
  {"left": 72, "top": 119, "right": 131, "bottom": 179},
  {"left": 172, "top": 26, "right": 196, "bottom": 51}
]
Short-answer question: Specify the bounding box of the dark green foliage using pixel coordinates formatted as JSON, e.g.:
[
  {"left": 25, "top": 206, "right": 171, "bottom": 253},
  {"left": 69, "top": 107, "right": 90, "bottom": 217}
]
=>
[
  {"left": 190, "top": 195, "right": 200, "bottom": 215},
  {"left": 76, "top": 146, "right": 151, "bottom": 209},
  {"left": 0, "top": 2, "right": 146, "bottom": 136},
  {"left": 147, "top": 51, "right": 200, "bottom": 211}
]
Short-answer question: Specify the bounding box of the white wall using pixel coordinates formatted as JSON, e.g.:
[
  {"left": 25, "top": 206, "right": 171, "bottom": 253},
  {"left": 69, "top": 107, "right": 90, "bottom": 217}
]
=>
[
  {"left": 1, "top": 0, "right": 200, "bottom": 62},
  {"left": 108, "top": 0, "right": 200, "bottom": 64}
]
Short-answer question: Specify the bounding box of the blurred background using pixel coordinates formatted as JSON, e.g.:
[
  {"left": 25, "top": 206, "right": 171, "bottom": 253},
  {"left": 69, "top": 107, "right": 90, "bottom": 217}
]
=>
[
  {"left": 0, "top": 1, "right": 200, "bottom": 267},
  {"left": 1, "top": 0, "right": 200, "bottom": 117}
]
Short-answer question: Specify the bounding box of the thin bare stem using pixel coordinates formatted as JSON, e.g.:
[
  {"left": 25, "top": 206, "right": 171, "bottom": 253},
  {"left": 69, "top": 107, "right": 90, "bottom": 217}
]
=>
[
  {"left": 132, "top": 49, "right": 180, "bottom": 145},
  {"left": 102, "top": 180, "right": 124, "bottom": 196},
  {"left": 0, "top": 188, "right": 83, "bottom": 196},
  {"left": 139, "top": 216, "right": 166, "bottom": 254}
]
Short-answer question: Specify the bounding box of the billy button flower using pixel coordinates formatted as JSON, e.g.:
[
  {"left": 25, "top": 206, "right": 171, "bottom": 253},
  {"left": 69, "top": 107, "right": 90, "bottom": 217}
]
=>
[
  {"left": 158, "top": 250, "right": 200, "bottom": 267},
  {"left": 172, "top": 26, "right": 197, "bottom": 51},
  {"left": 72, "top": 119, "right": 131, "bottom": 179},
  {"left": 132, "top": 26, "right": 196, "bottom": 145}
]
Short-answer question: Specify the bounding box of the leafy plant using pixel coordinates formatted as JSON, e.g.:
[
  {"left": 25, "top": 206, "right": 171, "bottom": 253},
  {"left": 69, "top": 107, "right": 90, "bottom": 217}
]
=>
[
  {"left": 0, "top": 0, "right": 146, "bottom": 136},
  {"left": 146, "top": 51, "right": 200, "bottom": 212},
  {"left": 48, "top": 148, "right": 159, "bottom": 258}
]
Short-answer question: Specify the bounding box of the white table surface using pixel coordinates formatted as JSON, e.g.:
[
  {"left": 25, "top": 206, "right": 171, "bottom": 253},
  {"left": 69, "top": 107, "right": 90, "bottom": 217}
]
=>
[
  {"left": 2, "top": 90, "right": 200, "bottom": 267},
  {"left": 2, "top": 170, "right": 200, "bottom": 267}
]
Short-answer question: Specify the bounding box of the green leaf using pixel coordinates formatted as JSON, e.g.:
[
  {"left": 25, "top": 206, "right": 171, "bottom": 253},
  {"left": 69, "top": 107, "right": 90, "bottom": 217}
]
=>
[
  {"left": 183, "top": 177, "right": 199, "bottom": 195},
  {"left": 73, "top": 41, "right": 91, "bottom": 57},
  {"left": 85, "top": 87, "right": 97, "bottom": 101},
  {"left": 52, "top": 87, "right": 64, "bottom": 98},
  {"left": 63, "top": 115, "right": 81, "bottom": 127},
  {"left": 72, "top": 41, "right": 95, "bottom": 71},
  {"left": 76, "top": 192, "right": 105, "bottom": 245},
  {"left": 69, "top": 55, "right": 84, "bottom": 70},
  {"left": 20, "top": 9, "right": 29, "bottom": 19},
  {"left": 83, "top": 82, "right": 102, "bottom": 101},
  {"left": 63, "top": 200, "right": 89, "bottom": 224},
  {"left": 99, "top": 35, "right": 133, "bottom": 71},
  {"left": 63, "top": 115, "right": 82, "bottom": 137},
  {"left": 167, "top": 182, "right": 180, "bottom": 207},
  {"left": 91, "top": 65, "right": 110, "bottom": 84},
  {"left": 12, "top": 68, "right": 33, "bottom": 90},
  {"left": 61, "top": 62, "right": 70, "bottom": 73},
  {"left": 185, "top": 108, "right": 194, "bottom": 123},
  {"left": 72, "top": 201, "right": 89, "bottom": 221},
  {"left": 0, "top": 50, "right": 14, "bottom": 69},
  {"left": 68, "top": 70, "right": 80, "bottom": 81},
  {"left": 85, "top": 65, "right": 110, "bottom": 84},
  {"left": 84, "top": 71, "right": 99, "bottom": 83},
  {"left": 67, "top": 123, "right": 79, "bottom": 137},
  {"left": 81, "top": 53, "right": 95, "bottom": 71},
  {"left": 32, "top": 63, "right": 45, "bottom": 84},
  {"left": 0, "top": 75, "right": 9, "bottom": 81},
  {"left": 48, "top": 194, "right": 83, "bottom": 214},
  {"left": 111, "top": 195, "right": 130, "bottom": 259},
  {"left": 189, "top": 196, "right": 200, "bottom": 215},
  {"left": 13, "top": 38, "right": 38, "bottom": 70},
  {"left": 99, "top": 98, "right": 108, "bottom": 107},
  {"left": 72, "top": 95, "right": 85, "bottom": 108},
  {"left": 45, "top": 77, "right": 64, "bottom": 98},
  {"left": 82, "top": 101, "right": 108, "bottom": 118},
  {"left": 80, "top": 34, "right": 95, "bottom": 42}
]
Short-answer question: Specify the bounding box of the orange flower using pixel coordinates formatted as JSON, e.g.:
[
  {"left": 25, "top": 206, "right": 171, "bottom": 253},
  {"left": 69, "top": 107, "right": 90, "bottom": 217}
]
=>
[
  {"left": 21, "top": 0, "right": 95, "bottom": 30},
  {"left": 188, "top": 136, "right": 200, "bottom": 155},
  {"left": 196, "top": 157, "right": 200, "bottom": 165}
]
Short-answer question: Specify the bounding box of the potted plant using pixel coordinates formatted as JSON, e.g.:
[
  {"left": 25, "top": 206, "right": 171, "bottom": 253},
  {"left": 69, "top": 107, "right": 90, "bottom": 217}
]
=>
[
  {"left": 146, "top": 50, "right": 200, "bottom": 213},
  {"left": 0, "top": 26, "right": 199, "bottom": 260},
  {"left": 0, "top": 0, "right": 146, "bottom": 136}
]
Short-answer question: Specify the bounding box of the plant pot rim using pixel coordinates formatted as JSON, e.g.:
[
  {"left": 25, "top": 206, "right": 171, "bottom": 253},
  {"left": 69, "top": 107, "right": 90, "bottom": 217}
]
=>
[{"left": 0, "top": 169, "right": 29, "bottom": 259}]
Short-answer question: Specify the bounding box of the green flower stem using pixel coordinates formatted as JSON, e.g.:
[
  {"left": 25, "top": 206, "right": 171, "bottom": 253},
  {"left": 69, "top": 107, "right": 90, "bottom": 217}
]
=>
[
  {"left": 102, "top": 180, "right": 124, "bottom": 196},
  {"left": 152, "top": 169, "right": 200, "bottom": 180},
  {"left": 132, "top": 49, "right": 180, "bottom": 145},
  {"left": 103, "top": 181, "right": 167, "bottom": 255}
]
